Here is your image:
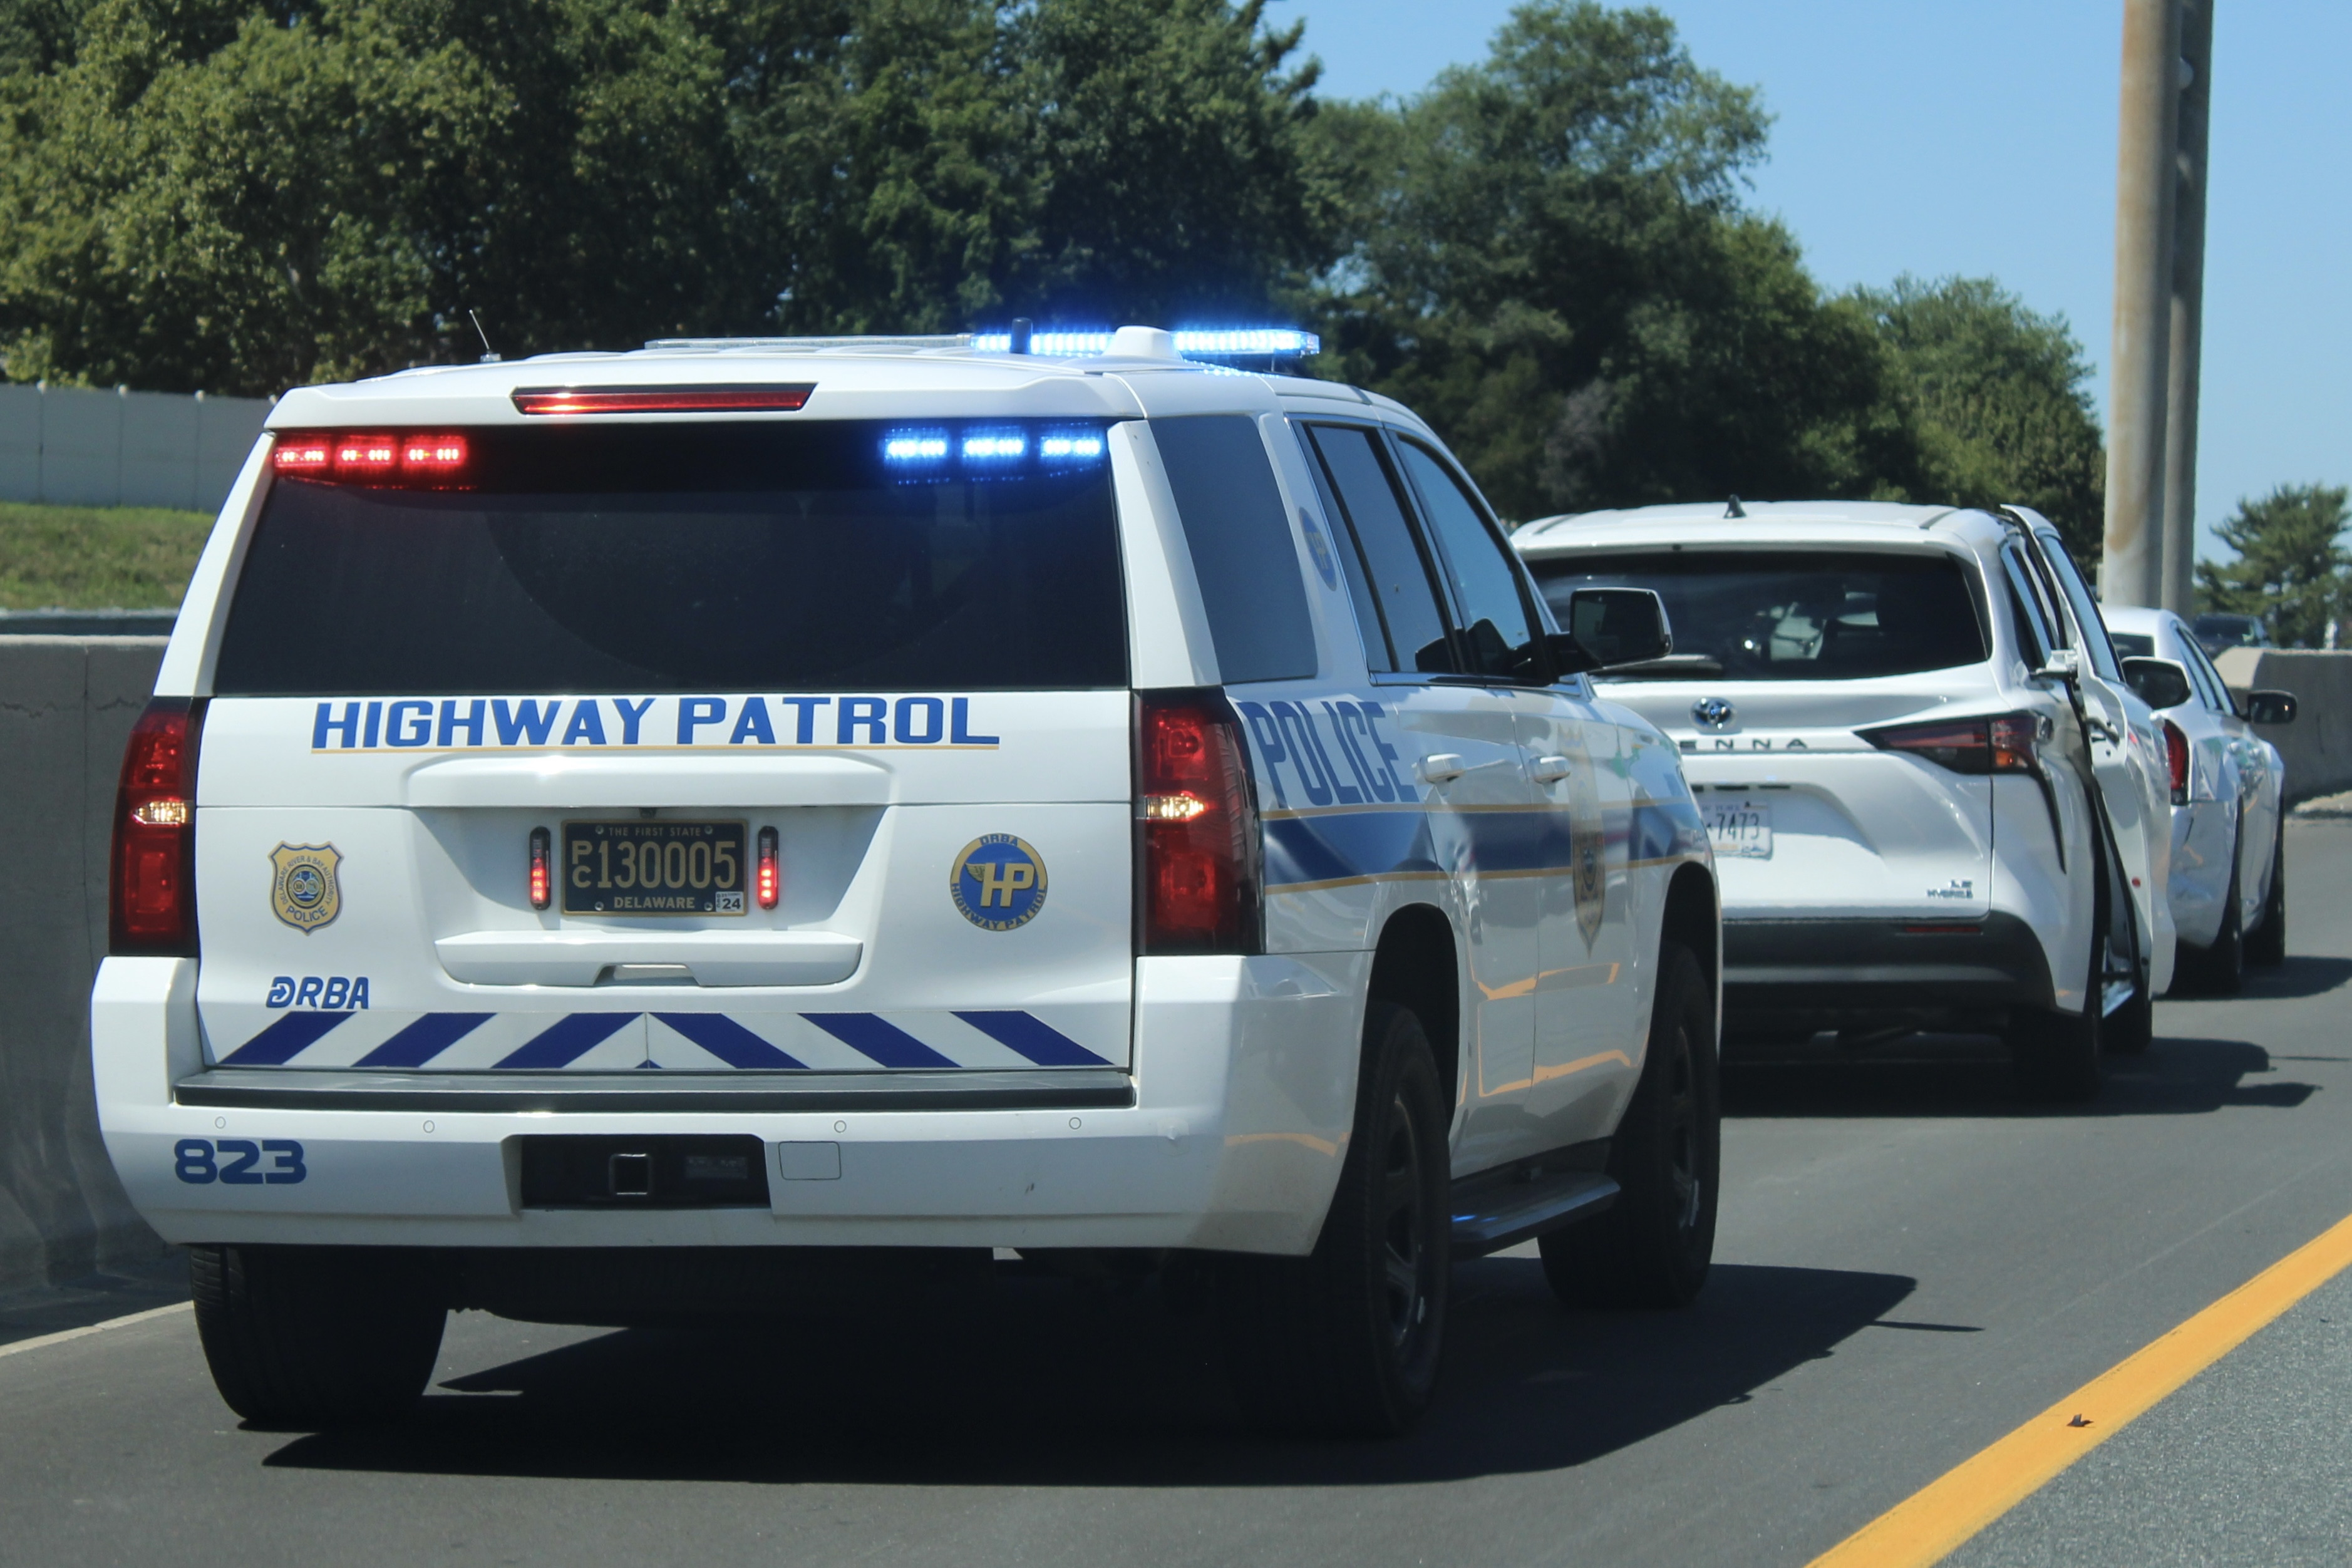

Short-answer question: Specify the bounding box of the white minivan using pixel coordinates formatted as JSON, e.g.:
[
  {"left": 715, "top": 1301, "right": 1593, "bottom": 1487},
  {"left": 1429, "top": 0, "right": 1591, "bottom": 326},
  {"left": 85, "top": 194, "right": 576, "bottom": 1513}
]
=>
[
  {"left": 1515, "top": 500, "right": 2175, "bottom": 1100},
  {"left": 95, "top": 327, "right": 1721, "bottom": 1435}
]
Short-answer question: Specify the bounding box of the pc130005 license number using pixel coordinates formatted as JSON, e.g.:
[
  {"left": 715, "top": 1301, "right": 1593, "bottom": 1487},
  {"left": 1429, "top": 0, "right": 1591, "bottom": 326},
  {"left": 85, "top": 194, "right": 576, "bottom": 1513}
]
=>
[{"left": 564, "top": 820, "right": 746, "bottom": 916}]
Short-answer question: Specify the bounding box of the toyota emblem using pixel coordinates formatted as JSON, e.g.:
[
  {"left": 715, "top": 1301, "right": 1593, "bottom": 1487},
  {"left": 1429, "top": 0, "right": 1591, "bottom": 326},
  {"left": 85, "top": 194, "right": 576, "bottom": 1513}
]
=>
[{"left": 1692, "top": 696, "right": 1736, "bottom": 730}]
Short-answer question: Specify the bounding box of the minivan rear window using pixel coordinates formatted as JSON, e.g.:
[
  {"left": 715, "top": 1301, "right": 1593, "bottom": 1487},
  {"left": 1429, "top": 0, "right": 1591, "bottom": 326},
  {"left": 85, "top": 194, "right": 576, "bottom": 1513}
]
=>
[
  {"left": 1528, "top": 550, "right": 1987, "bottom": 681},
  {"left": 215, "top": 422, "right": 1125, "bottom": 694}
]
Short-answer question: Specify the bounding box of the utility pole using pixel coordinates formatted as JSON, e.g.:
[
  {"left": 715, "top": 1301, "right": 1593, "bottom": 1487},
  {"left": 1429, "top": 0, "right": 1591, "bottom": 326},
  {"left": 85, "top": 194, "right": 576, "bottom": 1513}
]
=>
[
  {"left": 2160, "top": 0, "right": 2214, "bottom": 613},
  {"left": 2104, "top": 0, "right": 2184, "bottom": 607}
]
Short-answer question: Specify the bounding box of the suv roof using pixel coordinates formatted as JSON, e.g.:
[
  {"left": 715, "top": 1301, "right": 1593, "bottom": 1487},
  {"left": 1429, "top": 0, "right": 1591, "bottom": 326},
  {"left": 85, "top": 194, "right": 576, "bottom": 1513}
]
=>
[{"left": 1515, "top": 499, "right": 2008, "bottom": 557}]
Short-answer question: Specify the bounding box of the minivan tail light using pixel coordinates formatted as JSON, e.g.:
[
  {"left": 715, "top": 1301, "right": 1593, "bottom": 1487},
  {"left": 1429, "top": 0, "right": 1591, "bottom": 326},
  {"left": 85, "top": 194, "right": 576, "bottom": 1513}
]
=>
[
  {"left": 1137, "top": 689, "right": 1261, "bottom": 954},
  {"left": 1863, "top": 711, "right": 2040, "bottom": 776},
  {"left": 111, "top": 697, "right": 204, "bottom": 955},
  {"left": 2164, "top": 719, "right": 2190, "bottom": 803}
]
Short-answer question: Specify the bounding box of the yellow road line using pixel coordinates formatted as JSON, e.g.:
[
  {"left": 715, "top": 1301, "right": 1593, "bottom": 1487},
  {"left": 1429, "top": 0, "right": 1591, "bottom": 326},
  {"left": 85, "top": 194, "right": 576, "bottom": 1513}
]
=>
[
  {"left": 0, "top": 1301, "right": 191, "bottom": 1361},
  {"left": 1809, "top": 1208, "right": 2352, "bottom": 1568}
]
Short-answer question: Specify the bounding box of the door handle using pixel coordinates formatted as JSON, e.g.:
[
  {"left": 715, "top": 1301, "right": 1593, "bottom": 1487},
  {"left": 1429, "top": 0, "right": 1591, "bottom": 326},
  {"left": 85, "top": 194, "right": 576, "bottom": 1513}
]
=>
[
  {"left": 1418, "top": 753, "right": 1468, "bottom": 784},
  {"left": 1530, "top": 755, "right": 1574, "bottom": 784}
]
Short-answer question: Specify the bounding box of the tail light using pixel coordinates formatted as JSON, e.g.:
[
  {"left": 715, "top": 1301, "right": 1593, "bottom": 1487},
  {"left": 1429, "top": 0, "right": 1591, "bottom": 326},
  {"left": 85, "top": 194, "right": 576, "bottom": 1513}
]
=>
[
  {"left": 111, "top": 698, "right": 204, "bottom": 955},
  {"left": 1137, "top": 689, "right": 1261, "bottom": 954},
  {"left": 1863, "top": 711, "right": 2041, "bottom": 775},
  {"left": 756, "top": 827, "right": 780, "bottom": 909},
  {"left": 2163, "top": 719, "right": 2190, "bottom": 804},
  {"left": 529, "top": 827, "right": 552, "bottom": 910}
]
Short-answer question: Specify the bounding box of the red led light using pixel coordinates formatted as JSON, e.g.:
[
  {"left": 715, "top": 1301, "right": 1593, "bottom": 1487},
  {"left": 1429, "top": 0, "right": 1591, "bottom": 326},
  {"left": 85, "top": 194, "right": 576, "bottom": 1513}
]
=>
[
  {"left": 756, "top": 827, "right": 780, "bottom": 909},
  {"left": 273, "top": 438, "right": 333, "bottom": 473},
  {"left": 529, "top": 827, "right": 551, "bottom": 910},
  {"left": 333, "top": 435, "right": 399, "bottom": 472},
  {"left": 511, "top": 384, "right": 815, "bottom": 416},
  {"left": 401, "top": 434, "right": 468, "bottom": 470}
]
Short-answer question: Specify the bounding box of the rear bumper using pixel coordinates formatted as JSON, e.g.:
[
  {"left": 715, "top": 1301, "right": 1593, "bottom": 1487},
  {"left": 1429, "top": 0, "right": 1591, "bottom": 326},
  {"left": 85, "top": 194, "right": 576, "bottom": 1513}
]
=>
[
  {"left": 1721, "top": 913, "right": 2055, "bottom": 1022},
  {"left": 93, "top": 952, "right": 1366, "bottom": 1257}
]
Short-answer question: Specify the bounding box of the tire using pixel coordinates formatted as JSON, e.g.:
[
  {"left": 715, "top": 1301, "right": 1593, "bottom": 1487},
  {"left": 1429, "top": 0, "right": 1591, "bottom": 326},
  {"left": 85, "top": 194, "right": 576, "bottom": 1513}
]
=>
[
  {"left": 1215, "top": 1000, "right": 1450, "bottom": 1437},
  {"left": 1539, "top": 941, "right": 1719, "bottom": 1309},
  {"left": 190, "top": 1245, "right": 446, "bottom": 1426},
  {"left": 2172, "top": 835, "right": 2244, "bottom": 997},
  {"left": 2010, "top": 916, "right": 2105, "bottom": 1101},
  {"left": 2245, "top": 819, "right": 2287, "bottom": 968}
]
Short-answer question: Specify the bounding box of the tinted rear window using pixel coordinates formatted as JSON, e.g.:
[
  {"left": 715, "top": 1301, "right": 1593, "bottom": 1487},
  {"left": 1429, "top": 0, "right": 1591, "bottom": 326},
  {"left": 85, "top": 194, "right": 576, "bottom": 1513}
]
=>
[
  {"left": 1528, "top": 550, "right": 1987, "bottom": 681},
  {"left": 216, "top": 422, "right": 1125, "bottom": 695},
  {"left": 1151, "top": 416, "right": 1316, "bottom": 683}
]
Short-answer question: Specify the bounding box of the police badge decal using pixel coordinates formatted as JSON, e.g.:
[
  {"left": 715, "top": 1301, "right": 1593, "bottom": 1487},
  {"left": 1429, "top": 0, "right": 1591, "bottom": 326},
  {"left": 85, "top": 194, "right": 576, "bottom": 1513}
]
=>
[
  {"left": 950, "top": 834, "right": 1047, "bottom": 931},
  {"left": 269, "top": 843, "right": 343, "bottom": 933}
]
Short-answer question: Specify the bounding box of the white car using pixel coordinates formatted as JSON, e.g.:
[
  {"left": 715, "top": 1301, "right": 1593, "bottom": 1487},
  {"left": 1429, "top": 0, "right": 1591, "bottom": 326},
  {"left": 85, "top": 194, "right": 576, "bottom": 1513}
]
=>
[
  {"left": 2103, "top": 605, "right": 2293, "bottom": 989},
  {"left": 1514, "top": 500, "right": 2175, "bottom": 1101},
  {"left": 93, "top": 326, "right": 1721, "bottom": 1435}
]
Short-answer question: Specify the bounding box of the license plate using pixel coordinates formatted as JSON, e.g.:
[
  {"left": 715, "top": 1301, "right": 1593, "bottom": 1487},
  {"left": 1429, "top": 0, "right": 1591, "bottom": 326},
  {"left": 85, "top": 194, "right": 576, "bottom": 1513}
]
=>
[
  {"left": 1703, "top": 800, "right": 1772, "bottom": 860},
  {"left": 562, "top": 820, "right": 748, "bottom": 916}
]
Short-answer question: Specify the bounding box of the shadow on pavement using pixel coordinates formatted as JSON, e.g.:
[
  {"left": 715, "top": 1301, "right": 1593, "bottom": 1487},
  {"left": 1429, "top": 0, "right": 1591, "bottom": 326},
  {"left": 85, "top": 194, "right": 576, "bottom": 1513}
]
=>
[
  {"left": 2232, "top": 954, "right": 2352, "bottom": 1002},
  {"left": 257, "top": 1258, "right": 1912, "bottom": 1486},
  {"left": 1723, "top": 1032, "right": 2318, "bottom": 1119},
  {"left": 0, "top": 1251, "right": 188, "bottom": 1349}
]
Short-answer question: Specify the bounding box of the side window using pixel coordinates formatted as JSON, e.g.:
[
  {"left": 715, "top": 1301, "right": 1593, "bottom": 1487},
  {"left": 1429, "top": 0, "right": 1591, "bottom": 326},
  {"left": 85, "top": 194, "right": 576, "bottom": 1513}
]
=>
[
  {"left": 2035, "top": 533, "right": 2125, "bottom": 683},
  {"left": 2000, "top": 545, "right": 2056, "bottom": 666},
  {"left": 1393, "top": 438, "right": 1545, "bottom": 680},
  {"left": 1150, "top": 416, "right": 1318, "bottom": 684},
  {"left": 1304, "top": 425, "right": 1455, "bottom": 676},
  {"left": 2180, "top": 635, "right": 2234, "bottom": 714},
  {"left": 1292, "top": 423, "right": 1396, "bottom": 673}
]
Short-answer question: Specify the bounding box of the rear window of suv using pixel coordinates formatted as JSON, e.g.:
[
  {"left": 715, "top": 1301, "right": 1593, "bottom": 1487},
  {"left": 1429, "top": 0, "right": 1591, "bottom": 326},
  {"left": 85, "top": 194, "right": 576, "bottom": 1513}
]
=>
[
  {"left": 214, "top": 421, "right": 1126, "bottom": 695},
  {"left": 1528, "top": 549, "right": 1987, "bottom": 681}
]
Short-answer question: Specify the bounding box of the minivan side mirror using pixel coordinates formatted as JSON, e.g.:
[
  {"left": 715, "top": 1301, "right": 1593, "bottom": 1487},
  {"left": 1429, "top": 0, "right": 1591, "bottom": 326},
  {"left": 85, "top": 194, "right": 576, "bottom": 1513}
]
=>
[
  {"left": 2120, "top": 656, "right": 2193, "bottom": 711},
  {"left": 1549, "top": 587, "right": 1673, "bottom": 676},
  {"left": 2242, "top": 688, "right": 2298, "bottom": 726}
]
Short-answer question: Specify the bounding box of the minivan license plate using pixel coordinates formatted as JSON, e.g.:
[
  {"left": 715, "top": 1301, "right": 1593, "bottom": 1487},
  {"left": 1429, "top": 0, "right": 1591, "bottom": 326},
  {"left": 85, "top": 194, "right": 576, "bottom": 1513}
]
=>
[
  {"left": 562, "top": 820, "right": 748, "bottom": 916},
  {"left": 1703, "top": 801, "right": 1772, "bottom": 860}
]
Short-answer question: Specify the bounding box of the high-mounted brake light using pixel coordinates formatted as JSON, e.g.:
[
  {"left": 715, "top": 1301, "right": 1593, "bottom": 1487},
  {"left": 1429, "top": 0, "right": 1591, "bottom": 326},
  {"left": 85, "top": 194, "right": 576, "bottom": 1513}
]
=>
[
  {"left": 1864, "top": 712, "right": 2041, "bottom": 776},
  {"left": 1137, "top": 690, "right": 1261, "bottom": 954},
  {"left": 510, "top": 384, "right": 815, "bottom": 416},
  {"left": 756, "top": 827, "right": 781, "bottom": 909},
  {"left": 111, "top": 697, "right": 204, "bottom": 955},
  {"left": 2164, "top": 719, "right": 2190, "bottom": 804}
]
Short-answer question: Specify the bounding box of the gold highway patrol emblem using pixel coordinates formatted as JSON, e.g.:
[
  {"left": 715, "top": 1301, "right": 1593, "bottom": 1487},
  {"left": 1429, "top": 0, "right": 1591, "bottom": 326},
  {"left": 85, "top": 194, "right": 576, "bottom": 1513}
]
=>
[
  {"left": 269, "top": 843, "right": 343, "bottom": 933},
  {"left": 950, "top": 835, "right": 1047, "bottom": 931}
]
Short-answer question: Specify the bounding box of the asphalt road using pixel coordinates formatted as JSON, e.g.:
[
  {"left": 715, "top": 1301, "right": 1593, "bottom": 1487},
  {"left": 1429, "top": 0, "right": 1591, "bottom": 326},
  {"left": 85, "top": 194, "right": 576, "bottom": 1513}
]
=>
[{"left": 8, "top": 820, "right": 2352, "bottom": 1567}]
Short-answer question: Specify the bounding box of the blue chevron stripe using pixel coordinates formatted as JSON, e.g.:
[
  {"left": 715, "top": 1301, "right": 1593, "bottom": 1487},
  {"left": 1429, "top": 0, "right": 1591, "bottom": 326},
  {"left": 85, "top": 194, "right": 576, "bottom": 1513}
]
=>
[
  {"left": 493, "top": 1013, "right": 638, "bottom": 1070},
  {"left": 952, "top": 1010, "right": 1112, "bottom": 1066},
  {"left": 218, "top": 1011, "right": 350, "bottom": 1066},
  {"left": 353, "top": 1012, "right": 493, "bottom": 1069},
  {"left": 803, "top": 1013, "right": 959, "bottom": 1069},
  {"left": 654, "top": 1012, "right": 809, "bottom": 1069}
]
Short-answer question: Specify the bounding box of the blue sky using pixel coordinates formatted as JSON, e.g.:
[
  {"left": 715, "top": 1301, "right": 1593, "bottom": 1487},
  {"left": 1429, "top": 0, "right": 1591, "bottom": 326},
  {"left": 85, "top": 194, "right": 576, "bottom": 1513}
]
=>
[{"left": 1273, "top": 1, "right": 2351, "bottom": 562}]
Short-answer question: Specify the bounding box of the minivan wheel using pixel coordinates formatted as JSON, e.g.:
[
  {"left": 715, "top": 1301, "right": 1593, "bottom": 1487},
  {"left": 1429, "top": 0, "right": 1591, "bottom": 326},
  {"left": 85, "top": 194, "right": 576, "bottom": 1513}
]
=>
[
  {"left": 1215, "top": 1000, "right": 1450, "bottom": 1437},
  {"left": 2245, "top": 820, "right": 2287, "bottom": 968},
  {"left": 190, "top": 1245, "right": 446, "bottom": 1426},
  {"left": 2009, "top": 928, "right": 2105, "bottom": 1101},
  {"left": 1540, "top": 941, "right": 1719, "bottom": 1309},
  {"left": 2172, "top": 838, "right": 2244, "bottom": 996}
]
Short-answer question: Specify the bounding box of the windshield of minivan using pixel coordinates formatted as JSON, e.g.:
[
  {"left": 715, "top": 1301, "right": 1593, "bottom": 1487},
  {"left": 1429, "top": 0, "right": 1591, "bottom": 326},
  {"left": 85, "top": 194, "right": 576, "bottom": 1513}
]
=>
[
  {"left": 1527, "top": 549, "right": 1987, "bottom": 681},
  {"left": 215, "top": 421, "right": 1125, "bottom": 694}
]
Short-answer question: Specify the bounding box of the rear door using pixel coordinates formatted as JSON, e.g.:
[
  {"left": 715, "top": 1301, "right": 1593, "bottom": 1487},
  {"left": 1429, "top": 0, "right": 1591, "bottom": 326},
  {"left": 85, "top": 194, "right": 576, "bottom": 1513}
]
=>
[{"left": 193, "top": 419, "right": 1135, "bottom": 1076}]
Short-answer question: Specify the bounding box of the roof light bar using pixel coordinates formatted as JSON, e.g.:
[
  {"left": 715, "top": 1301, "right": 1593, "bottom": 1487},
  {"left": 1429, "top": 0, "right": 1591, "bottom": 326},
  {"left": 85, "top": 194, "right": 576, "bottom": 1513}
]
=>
[
  {"left": 272, "top": 431, "right": 473, "bottom": 483},
  {"left": 969, "top": 328, "right": 1319, "bottom": 359},
  {"left": 511, "top": 384, "right": 815, "bottom": 416}
]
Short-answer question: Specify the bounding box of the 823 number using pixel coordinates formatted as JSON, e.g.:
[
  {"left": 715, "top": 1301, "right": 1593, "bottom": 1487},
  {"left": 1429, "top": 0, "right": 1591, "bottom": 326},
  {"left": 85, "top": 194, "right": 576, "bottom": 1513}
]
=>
[{"left": 175, "top": 1138, "right": 306, "bottom": 1185}]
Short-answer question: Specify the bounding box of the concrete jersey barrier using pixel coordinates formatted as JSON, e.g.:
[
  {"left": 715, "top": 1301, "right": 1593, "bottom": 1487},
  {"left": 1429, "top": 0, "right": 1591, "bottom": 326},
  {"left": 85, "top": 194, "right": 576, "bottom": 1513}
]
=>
[
  {"left": 2212, "top": 646, "right": 2352, "bottom": 808},
  {"left": 0, "top": 636, "right": 170, "bottom": 1290}
]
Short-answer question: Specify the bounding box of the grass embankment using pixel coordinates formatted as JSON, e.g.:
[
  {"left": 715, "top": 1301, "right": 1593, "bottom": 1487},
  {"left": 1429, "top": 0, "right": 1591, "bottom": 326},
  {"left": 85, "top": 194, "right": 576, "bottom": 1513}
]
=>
[{"left": 0, "top": 501, "right": 213, "bottom": 609}]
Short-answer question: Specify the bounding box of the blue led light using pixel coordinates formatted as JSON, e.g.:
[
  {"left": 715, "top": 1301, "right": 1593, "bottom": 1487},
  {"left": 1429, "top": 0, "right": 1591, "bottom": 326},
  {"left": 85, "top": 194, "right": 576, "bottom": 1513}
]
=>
[
  {"left": 962, "top": 431, "right": 1027, "bottom": 461},
  {"left": 972, "top": 328, "right": 1319, "bottom": 359},
  {"left": 882, "top": 430, "right": 950, "bottom": 463},
  {"left": 1038, "top": 427, "right": 1106, "bottom": 464}
]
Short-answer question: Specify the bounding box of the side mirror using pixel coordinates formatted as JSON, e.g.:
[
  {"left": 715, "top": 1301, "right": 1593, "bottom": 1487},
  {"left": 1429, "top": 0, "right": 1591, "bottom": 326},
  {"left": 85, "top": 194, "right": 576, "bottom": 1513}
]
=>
[
  {"left": 2244, "top": 688, "right": 2298, "bottom": 726},
  {"left": 2120, "top": 656, "right": 2193, "bottom": 711},
  {"left": 1549, "top": 587, "right": 1672, "bottom": 676}
]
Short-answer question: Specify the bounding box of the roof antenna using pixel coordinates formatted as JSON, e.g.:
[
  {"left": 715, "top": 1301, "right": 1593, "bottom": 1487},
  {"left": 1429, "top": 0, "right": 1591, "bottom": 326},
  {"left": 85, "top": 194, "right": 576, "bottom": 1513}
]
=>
[
  {"left": 1008, "top": 317, "right": 1033, "bottom": 356},
  {"left": 1725, "top": 495, "right": 1746, "bottom": 519},
  {"left": 467, "top": 309, "right": 500, "bottom": 364}
]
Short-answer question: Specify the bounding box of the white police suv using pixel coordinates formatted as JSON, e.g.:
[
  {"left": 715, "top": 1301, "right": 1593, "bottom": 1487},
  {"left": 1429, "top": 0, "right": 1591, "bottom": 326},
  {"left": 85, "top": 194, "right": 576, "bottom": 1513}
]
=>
[{"left": 94, "top": 326, "right": 1720, "bottom": 1435}]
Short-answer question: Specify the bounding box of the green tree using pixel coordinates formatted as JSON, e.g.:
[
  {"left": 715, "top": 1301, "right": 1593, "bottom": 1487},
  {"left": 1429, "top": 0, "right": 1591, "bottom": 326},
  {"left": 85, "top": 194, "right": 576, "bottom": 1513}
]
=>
[
  {"left": 1857, "top": 274, "right": 2105, "bottom": 560},
  {"left": 1305, "top": 0, "right": 1931, "bottom": 521},
  {"left": 2195, "top": 483, "right": 2351, "bottom": 648}
]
